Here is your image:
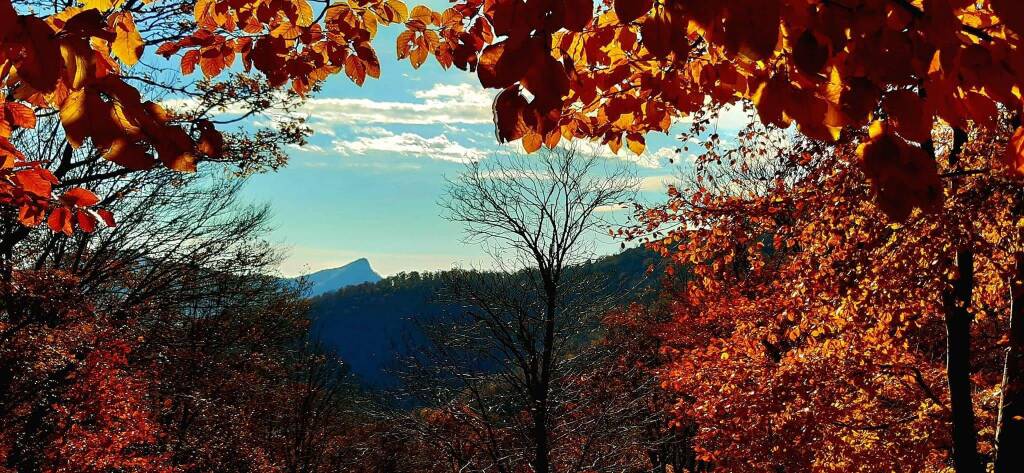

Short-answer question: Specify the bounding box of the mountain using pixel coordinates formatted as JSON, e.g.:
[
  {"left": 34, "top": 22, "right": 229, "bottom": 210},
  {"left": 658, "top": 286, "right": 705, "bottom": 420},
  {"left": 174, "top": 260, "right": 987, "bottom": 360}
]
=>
[
  {"left": 307, "top": 247, "right": 663, "bottom": 387},
  {"left": 291, "top": 258, "right": 383, "bottom": 297}
]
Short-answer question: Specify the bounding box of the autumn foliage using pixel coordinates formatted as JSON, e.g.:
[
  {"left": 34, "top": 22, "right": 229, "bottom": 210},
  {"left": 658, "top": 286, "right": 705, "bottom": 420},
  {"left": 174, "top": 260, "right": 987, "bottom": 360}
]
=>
[
  {"left": 5, "top": 0, "right": 1024, "bottom": 231},
  {"left": 621, "top": 122, "right": 1021, "bottom": 470},
  {"left": 6, "top": 0, "right": 1024, "bottom": 471}
]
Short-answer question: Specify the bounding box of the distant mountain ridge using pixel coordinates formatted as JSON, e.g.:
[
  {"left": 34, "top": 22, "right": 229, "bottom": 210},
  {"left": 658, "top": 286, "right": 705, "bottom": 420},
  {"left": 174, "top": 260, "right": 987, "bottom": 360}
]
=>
[{"left": 289, "top": 258, "right": 383, "bottom": 297}]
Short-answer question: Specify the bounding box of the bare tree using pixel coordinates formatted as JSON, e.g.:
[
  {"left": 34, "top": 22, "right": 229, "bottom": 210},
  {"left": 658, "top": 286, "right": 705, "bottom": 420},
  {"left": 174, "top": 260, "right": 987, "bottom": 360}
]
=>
[{"left": 401, "top": 146, "right": 638, "bottom": 473}]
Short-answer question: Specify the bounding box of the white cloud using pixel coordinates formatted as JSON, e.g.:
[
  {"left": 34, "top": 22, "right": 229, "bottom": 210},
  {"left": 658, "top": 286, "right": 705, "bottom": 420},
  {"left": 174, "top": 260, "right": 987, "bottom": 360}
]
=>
[
  {"left": 299, "top": 83, "right": 495, "bottom": 127},
  {"left": 639, "top": 175, "right": 679, "bottom": 192},
  {"left": 594, "top": 203, "right": 629, "bottom": 213},
  {"left": 564, "top": 142, "right": 674, "bottom": 169},
  {"left": 332, "top": 132, "right": 485, "bottom": 163},
  {"left": 287, "top": 143, "right": 326, "bottom": 153},
  {"left": 478, "top": 169, "right": 550, "bottom": 180},
  {"left": 351, "top": 126, "right": 395, "bottom": 137},
  {"left": 415, "top": 83, "right": 492, "bottom": 103},
  {"left": 308, "top": 123, "right": 337, "bottom": 137}
]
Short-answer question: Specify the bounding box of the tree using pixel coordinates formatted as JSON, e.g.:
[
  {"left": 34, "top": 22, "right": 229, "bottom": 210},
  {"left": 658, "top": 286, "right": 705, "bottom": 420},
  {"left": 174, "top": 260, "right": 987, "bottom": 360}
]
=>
[
  {"left": 630, "top": 122, "right": 1018, "bottom": 471},
  {"left": 397, "top": 147, "right": 636, "bottom": 473},
  {"left": 1, "top": 142, "right": 375, "bottom": 471}
]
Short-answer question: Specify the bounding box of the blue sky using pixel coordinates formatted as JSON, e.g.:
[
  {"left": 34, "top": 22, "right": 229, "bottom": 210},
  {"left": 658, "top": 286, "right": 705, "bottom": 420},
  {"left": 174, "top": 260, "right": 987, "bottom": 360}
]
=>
[{"left": 227, "top": 3, "right": 748, "bottom": 277}]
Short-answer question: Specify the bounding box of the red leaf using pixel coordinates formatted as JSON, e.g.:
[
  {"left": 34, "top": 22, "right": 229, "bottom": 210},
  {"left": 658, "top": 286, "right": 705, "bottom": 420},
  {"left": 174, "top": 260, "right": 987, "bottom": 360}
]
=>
[
  {"left": 494, "top": 86, "right": 529, "bottom": 142},
  {"left": 18, "top": 203, "right": 45, "bottom": 227},
  {"left": 554, "top": 0, "right": 593, "bottom": 32},
  {"left": 992, "top": 0, "right": 1024, "bottom": 37},
  {"left": 477, "top": 38, "right": 540, "bottom": 89},
  {"left": 614, "top": 0, "right": 654, "bottom": 24},
  {"left": 104, "top": 139, "right": 156, "bottom": 170},
  {"left": 76, "top": 211, "right": 97, "bottom": 233},
  {"left": 47, "top": 206, "right": 73, "bottom": 235},
  {"left": 14, "top": 17, "right": 62, "bottom": 92},
  {"left": 61, "top": 187, "right": 100, "bottom": 207},
  {"left": 196, "top": 120, "right": 224, "bottom": 157},
  {"left": 882, "top": 90, "right": 932, "bottom": 143},
  {"left": 5, "top": 102, "right": 36, "bottom": 129},
  {"left": 13, "top": 169, "right": 52, "bottom": 198},
  {"left": 97, "top": 209, "right": 116, "bottom": 227}
]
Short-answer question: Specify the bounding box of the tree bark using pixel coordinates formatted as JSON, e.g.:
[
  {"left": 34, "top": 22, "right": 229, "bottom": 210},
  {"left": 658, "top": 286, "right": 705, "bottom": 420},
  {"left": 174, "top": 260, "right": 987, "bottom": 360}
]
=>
[
  {"left": 944, "top": 249, "right": 984, "bottom": 473},
  {"left": 995, "top": 253, "right": 1024, "bottom": 472}
]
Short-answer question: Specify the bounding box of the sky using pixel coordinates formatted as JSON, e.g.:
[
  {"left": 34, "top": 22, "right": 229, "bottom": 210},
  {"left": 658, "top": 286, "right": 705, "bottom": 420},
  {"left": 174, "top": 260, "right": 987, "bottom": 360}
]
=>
[{"left": 222, "top": 2, "right": 750, "bottom": 277}]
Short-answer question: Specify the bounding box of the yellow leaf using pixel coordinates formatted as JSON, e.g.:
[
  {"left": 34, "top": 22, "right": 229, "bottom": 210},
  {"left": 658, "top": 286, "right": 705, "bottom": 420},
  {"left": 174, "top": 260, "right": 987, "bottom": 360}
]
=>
[
  {"left": 110, "top": 12, "right": 143, "bottom": 67},
  {"left": 626, "top": 133, "right": 645, "bottom": 155},
  {"left": 80, "top": 0, "right": 123, "bottom": 12},
  {"left": 294, "top": 0, "right": 314, "bottom": 27}
]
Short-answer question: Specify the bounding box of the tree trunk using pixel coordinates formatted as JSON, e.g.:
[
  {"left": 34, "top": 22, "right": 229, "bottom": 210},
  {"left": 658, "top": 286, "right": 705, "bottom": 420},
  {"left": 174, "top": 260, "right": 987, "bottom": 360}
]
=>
[
  {"left": 531, "top": 284, "right": 557, "bottom": 473},
  {"left": 531, "top": 399, "right": 550, "bottom": 473},
  {"left": 944, "top": 249, "right": 984, "bottom": 473},
  {"left": 995, "top": 253, "right": 1024, "bottom": 472}
]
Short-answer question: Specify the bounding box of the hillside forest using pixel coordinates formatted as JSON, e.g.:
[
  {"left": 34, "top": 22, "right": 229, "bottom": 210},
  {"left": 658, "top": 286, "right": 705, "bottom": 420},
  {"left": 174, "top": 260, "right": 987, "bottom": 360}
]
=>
[{"left": 4, "top": 1, "right": 1024, "bottom": 472}]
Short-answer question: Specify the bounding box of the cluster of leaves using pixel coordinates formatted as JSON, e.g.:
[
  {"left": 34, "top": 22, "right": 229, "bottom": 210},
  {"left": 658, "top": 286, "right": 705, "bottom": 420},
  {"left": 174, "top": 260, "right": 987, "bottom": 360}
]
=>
[
  {"left": 397, "top": 0, "right": 1024, "bottom": 219},
  {"left": 157, "top": 0, "right": 414, "bottom": 91},
  {"left": 0, "top": 0, "right": 225, "bottom": 233},
  {"left": 628, "top": 125, "right": 1015, "bottom": 470},
  {"left": 0, "top": 271, "right": 173, "bottom": 472},
  {"left": 1, "top": 0, "right": 415, "bottom": 237}
]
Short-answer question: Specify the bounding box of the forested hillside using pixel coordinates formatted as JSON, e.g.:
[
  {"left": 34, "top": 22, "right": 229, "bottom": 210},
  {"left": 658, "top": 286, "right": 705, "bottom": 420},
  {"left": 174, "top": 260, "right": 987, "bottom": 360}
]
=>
[{"left": 308, "top": 246, "right": 661, "bottom": 385}]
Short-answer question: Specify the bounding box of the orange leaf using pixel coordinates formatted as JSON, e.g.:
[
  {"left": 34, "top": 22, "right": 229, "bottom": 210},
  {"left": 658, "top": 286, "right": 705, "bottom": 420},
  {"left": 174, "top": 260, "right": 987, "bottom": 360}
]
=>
[
  {"left": 181, "top": 49, "right": 201, "bottom": 75},
  {"left": 76, "top": 211, "right": 97, "bottom": 233},
  {"left": 522, "top": 131, "right": 542, "bottom": 153},
  {"left": 626, "top": 133, "right": 646, "bottom": 155},
  {"left": 344, "top": 55, "right": 366, "bottom": 85}
]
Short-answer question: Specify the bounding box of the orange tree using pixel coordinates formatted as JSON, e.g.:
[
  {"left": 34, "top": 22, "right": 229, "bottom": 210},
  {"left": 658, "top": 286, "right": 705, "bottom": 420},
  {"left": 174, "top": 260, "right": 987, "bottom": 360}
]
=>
[{"left": 626, "top": 123, "right": 1017, "bottom": 471}]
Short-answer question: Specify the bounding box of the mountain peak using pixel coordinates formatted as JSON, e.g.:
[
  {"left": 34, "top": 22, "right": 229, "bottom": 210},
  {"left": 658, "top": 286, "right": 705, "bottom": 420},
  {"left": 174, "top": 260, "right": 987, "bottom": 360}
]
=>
[{"left": 293, "top": 258, "right": 382, "bottom": 297}]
